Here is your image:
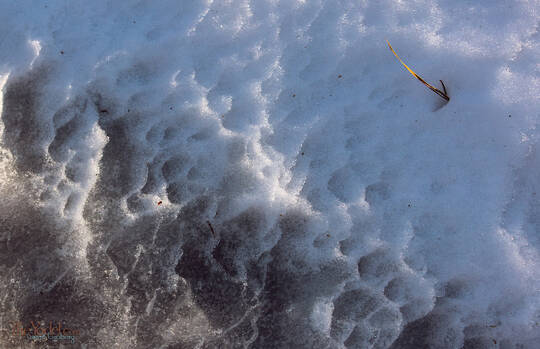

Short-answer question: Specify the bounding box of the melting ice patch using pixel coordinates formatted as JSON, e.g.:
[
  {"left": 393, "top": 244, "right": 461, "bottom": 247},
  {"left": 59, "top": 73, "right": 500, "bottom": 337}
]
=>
[{"left": 0, "top": 0, "right": 540, "bottom": 348}]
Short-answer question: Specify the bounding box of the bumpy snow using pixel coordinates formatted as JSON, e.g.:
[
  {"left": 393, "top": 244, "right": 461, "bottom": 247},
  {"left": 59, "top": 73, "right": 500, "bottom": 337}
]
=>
[{"left": 0, "top": 0, "right": 539, "bottom": 348}]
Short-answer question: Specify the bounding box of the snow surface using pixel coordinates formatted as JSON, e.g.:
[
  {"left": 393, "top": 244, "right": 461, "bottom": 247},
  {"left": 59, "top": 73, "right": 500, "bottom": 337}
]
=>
[{"left": 0, "top": 0, "right": 539, "bottom": 348}]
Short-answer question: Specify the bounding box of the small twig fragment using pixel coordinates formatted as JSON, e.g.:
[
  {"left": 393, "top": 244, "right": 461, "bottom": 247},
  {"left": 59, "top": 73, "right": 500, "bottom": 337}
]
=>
[
  {"left": 206, "top": 220, "right": 216, "bottom": 238},
  {"left": 387, "top": 41, "right": 450, "bottom": 102},
  {"left": 440, "top": 80, "right": 447, "bottom": 95}
]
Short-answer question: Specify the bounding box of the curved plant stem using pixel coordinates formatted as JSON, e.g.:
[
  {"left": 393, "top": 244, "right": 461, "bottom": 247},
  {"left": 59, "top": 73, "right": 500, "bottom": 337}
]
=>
[{"left": 387, "top": 41, "right": 450, "bottom": 102}]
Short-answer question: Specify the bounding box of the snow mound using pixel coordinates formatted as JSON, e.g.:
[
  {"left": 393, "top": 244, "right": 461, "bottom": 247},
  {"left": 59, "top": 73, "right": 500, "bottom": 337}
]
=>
[{"left": 0, "top": 0, "right": 539, "bottom": 348}]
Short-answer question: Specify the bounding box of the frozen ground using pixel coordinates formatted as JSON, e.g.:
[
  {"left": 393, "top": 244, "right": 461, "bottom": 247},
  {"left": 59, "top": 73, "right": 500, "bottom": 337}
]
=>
[{"left": 0, "top": 0, "right": 539, "bottom": 348}]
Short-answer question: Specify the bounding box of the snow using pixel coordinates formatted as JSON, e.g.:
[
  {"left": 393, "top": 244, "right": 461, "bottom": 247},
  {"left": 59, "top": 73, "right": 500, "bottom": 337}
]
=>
[{"left": 0, "top": 0, "right": 539, "bottom": 348}]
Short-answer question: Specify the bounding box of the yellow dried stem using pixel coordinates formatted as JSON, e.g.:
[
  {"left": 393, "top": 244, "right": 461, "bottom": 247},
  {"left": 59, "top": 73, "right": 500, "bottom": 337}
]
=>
[{"left": 387, "top": 41, "right": 450, "bottom": 102}]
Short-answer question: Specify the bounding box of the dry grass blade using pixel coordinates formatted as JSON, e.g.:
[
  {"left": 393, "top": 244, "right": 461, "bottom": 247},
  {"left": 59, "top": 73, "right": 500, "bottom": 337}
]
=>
[{"left": 387, "top": 40, "right": 450, "bottom": 102}]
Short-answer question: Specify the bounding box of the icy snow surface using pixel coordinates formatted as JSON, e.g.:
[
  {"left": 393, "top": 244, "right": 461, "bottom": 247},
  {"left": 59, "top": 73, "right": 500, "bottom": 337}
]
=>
[{"left": 0, "top": 0, "right": 539, "bottom": 348}]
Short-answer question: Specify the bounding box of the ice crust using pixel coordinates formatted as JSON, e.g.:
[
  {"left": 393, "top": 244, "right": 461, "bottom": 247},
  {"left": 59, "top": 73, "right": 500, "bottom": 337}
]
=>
[{"left": 0, "top": 0, "right": 539, "bottom": 348}]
